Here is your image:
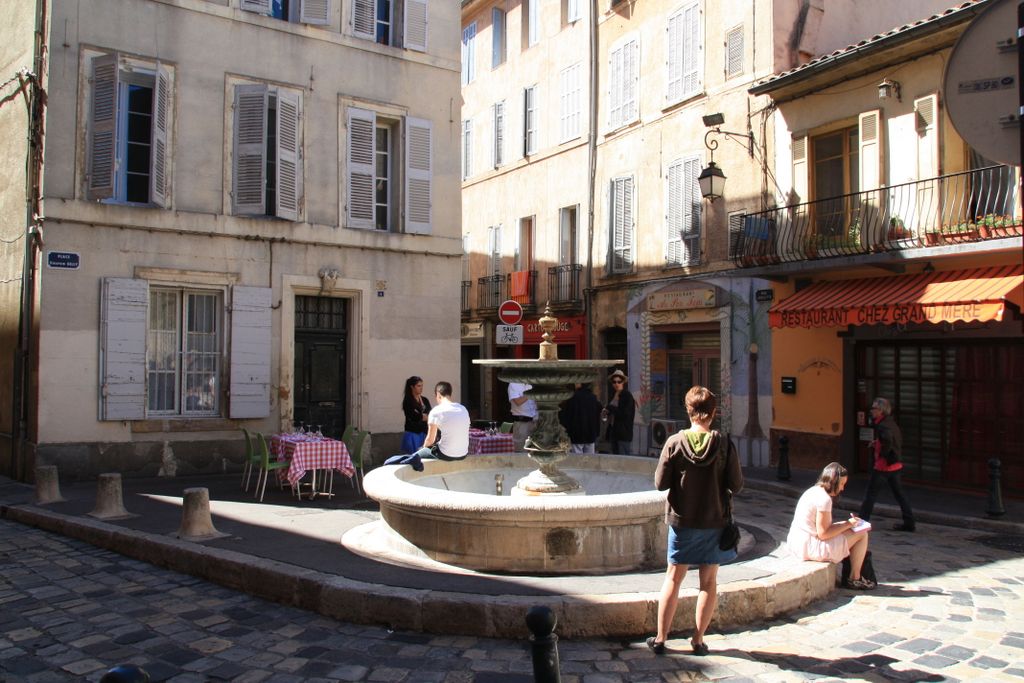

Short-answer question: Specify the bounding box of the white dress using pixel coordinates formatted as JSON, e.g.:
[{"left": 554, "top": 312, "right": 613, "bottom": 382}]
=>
[{"left": 787, "top": 485, "right": 850, "bottom": 564}]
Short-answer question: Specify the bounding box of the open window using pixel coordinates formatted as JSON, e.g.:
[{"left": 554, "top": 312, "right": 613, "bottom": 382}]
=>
[
  {"left": 86, "top": 52, "right": 173, "bottom": 207},
  {"left": 241, "top": 0, "right": 331, "bottom": 26},
  {"left": 353, "top": 0, "right": 427, "bottom": 51}
]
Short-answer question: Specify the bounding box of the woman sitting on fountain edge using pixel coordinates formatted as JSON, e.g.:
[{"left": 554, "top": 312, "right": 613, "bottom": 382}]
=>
[{"left": 647, "top": 386, "right": 743, "bottom": 656}]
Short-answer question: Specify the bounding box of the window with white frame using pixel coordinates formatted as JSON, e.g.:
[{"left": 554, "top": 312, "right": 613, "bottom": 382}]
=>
[
  {"left": 86, "top": 52, "right": 173, "bottom": 207},
  {"left": 608, "top": 35, "right": 639, "bottom": 130},
  {"left": 488, "top": 224, "right": 502, "bottom": 274},
  {"left": 725, "top": 25, "right": 743, "bottom": 79},
  {"left": 560, "top": 63, "right": 582, "bottom": 142},
  {"left": 492, "top": 8, "right": 506, "bottom": 68},
  {"left": 346, "top": 106, "right": 433, "bottom": 233},
  {"left": 351, "top": 0, "right": 428, "bottom": 51},
  {"left": 462, "top": 22, "right": 477, "bottom": 85},
  {"left": 666, "top": 156, "right": 701, "bottom": 266},
  {"left": 100, "top": 279, "right": 271, "bottom": 420},
  {"left": 609, "top": 175, "right": 634, "bottom": 273},
  {"left": 231, "top": 82, "right": 303, "bottom": 221},
  {"left": 524, "top": 0, "right": 539, "bottom": 47},
  {"left": 559, "top": 205, "right": 578, "bottom": 265},
  {"left": 524, "top": 85, "right": 538, "bottom": 155},
  {"left": 563, "top": 0, "right": 581, "bottom": 25},
  {"left": 242, "top": 0, "right": 330, "bottom": 26},
  {"left": 462, "top": 119, "right": 473, "bottom": 180},
  {"left": 492, "top": 101, "right": 505, "bottom": 168},
  {"left": 666, "top": 2, "right": 701, "bottom": 104}
]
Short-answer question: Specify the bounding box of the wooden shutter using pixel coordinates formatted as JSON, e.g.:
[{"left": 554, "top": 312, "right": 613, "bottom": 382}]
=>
[
  {"left": 462, "top": 23, "right": 476, "bottom": 85},
  {"left": 666, "top": 160, "right": 683, "bottom": 264},
  {"left": 88, "top": 53, "right": 119, "bottom": 200},
  {"left": 915, "top": 94, "right": 939, "bottom": 178},
  {"left": 623, "top": 39, "right": 638, "bottom": 123},
  {"left": 229, "top": 286, "right": 271, "bottom": 419},
  {"left": 682, "top": 4, "right": 700, "bottom": 96},
  {"left": 150, "top": 63, "right": 171, "bottom": 209},
  {"left": 859, "top": 109, "right": 883, "bottom": 191},
  {"left": 791, "top": 135, "right": 808, "bottom": 203},
  {"left": 405, "top": 116, "right": 432, "bottom": 234},
  {"left": 241, "top": 0, "right": 271, "bottom": 14},
  {"left": 352, "top": 0, "right": 375, "bottom": 40},
  {"left": 681, "top": 156, "right": 701, "bottom": 264},
  {"left": 611, "top": 176, "right": 634, "bottom": 272},
  {"left": 275, "top": 88, "right": 302, "bottom": 221},
  {"left": 100, "top": 277, "right": 147, "bottom": 421},
  {"left": 666, "top": 11, "right": 682, "bottom": 102},
  {"left": 300, "top": 0, "right": 330, "bottom": 25},
  {"left": 726, "top": 26, "right": 743, "bottom": 78},
  {"left": 346, "top": 106, "right": 375, "bottom": 229},
  {"left": 404, "top": 0, "right": 428, "bottom": 52},
  {"left": 232, "top": 83, "right": 268, "bottom": 215}
]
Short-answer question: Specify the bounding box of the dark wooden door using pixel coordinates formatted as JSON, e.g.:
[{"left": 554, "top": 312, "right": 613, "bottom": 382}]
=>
[{"left": 293, "top": 297, "right": 347, "bottom": 439}]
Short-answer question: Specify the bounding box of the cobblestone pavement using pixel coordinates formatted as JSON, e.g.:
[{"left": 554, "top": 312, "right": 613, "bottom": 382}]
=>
[{"left": 2, "top": 487, "right": 1023, "bottom": 683}]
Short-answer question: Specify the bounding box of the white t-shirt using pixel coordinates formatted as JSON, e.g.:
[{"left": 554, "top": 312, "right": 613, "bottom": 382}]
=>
[
  {"left": 508, "top": 382, "right": 538, "bottom": 419},
  {"left": 428, "top": 400, "right": 471, "bottom": 458}
]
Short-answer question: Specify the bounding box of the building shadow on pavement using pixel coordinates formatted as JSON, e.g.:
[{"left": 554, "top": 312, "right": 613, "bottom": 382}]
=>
[{"left": 713, "top": 648, "right": 947, "bottom": 681}]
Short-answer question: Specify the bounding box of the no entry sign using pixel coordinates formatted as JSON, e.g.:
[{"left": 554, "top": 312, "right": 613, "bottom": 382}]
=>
[{"left": 498, "top": 299, "right": 524, "bottom": 325}]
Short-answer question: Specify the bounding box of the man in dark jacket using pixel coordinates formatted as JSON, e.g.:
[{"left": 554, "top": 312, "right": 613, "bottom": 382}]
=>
[
  {"left": 559, "top": 383, "right": 602, "bottom": 453},
  {"left": 859, "top": 396, "right": 915, "bottom": 531}
]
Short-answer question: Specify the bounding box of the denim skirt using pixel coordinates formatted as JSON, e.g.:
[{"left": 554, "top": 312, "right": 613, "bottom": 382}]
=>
[
  {"left": 667, "top": 525, "right": 738, "bottom": 566},
  {"left": 401, "top": 431, "right": 426, "bottom": 454}
]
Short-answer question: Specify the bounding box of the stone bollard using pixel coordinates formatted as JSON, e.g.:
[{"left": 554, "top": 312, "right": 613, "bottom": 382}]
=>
[
  {"left": 88, "top": 473, "right": 136, "bottom": 520},
  {"left": 175, "top": 488, "right": 228, "bottom": 542},
  {"left": 986, "top": 458, "right": 1006, "bottom": 517},
  {"left": 526, "top": 606, "right": 560, "bottom": 683},
  {"left": 34, "top": 465, "right": 66, "bottom": 504},
  {"left": 100, "top": 665, "right": 150, "bottom": 683},
  {"left": 776, "top": 436, "right": 791, "bottom": 481}
]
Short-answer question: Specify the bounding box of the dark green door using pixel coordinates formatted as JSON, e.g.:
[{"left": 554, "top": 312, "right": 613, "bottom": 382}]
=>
[{"left": 293, "top": 297, "right": 347, "bottom": 439}]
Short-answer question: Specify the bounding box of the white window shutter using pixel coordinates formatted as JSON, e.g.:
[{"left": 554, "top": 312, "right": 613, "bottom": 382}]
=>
[
  {"left": 241, "top": 0, "right": 271, "bottom": 14},
  {"left": 791, "top": 135, "right": 808, "bottom": 203},
  {"left": 352, "top": 0, "right": 375, "bottom": 40},
  {"left": 275, "top": 88, "right": 302, "bottom": 222},
  {"left": 300, "top": 0, "right": 330, "bottom": 25},
  {"left": 462, "top": 23, "right": 477, "bottom": 85},
  {"left": 232, "top": 84, "right": 268, "bottom": 215},
  {"left": 726, "top": 26, "right": 743, "bottom": 78},
  {"left": 666, "top": 160, "right": 683, "bottom": 265},
  {"left": 405, "top": 116, "right": 433, "bottom": 234},
  {"left": 681, "top": 156, "right": 701, "bottom": 264},
  {"left": 100, "top": 277, "right": 147, "bottom": 421},
  {"left": 404, "top": 0, "right": 428, "bottom": 52},
  {"left": 914, "top": 94, "right": 939, "bottom": 179},
  {"left": 624, "top": 39, "right": 639, "bottom": 123},
  {"left": 150, "top": 63, "right": 171, "bottom": 209},
  {"left": 346, "top": 106, "right": 376, "bottom": 229},
  {"left": 492, "top": 102, "right": 504, "bottom": 168},
  {"left": 666, "top": 13, "right": 682, "bottom": 103},
  {"left": 229, "top": 286, "right": 271, "bottom": 419},
  {"left": 682, "top": 4, "right": 701, "bottom": 95},
  {"left": 88, "top": 53, "right": 119, "bottom": 201},
  {"left": 859, "top": 109, "right": 883, "bottom": 191},
  {"left": 611, "top": 176, "right": 634, "bottom": 272}
]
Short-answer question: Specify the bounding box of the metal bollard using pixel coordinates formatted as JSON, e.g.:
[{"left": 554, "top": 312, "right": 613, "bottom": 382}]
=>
[
  {"left": 986, "top": 458, "right": 1006, "bottom": 517},
  {"left": 526, "top": 606, "right": 560, "bottom": 683},
  {"left": 777, "top": 436, "right": 791, "bottom": 481},
  {"left": 100, "top": 665, "right": 150, "bottom": 683}
]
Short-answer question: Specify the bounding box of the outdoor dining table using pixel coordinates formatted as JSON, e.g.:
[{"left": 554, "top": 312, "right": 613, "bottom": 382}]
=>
[
  {"left": 270, "top": 433, "right": 354, "bottom": 498},
  {"left": 468, "top": 428, "right": 515, "bottom": 455}
]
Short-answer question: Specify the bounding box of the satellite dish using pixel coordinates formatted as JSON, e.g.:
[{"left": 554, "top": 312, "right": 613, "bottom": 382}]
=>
[{"left": 942, "top": 0, "right": 1019, "bottom": 166}]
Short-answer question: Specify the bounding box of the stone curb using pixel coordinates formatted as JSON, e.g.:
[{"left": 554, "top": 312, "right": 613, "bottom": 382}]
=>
[{"left": 0, "top": 501, "right": 835, "bottom": 639}]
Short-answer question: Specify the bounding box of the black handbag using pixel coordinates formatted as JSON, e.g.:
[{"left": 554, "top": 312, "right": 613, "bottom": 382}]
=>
[{"left": 718, "top": 435, "right": 740, "bottom": 551}]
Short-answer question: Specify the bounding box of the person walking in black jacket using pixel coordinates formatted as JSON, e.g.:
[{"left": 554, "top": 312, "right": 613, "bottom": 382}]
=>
[{"left": 559, "top": 383, "right": 602, "bottom": 453}]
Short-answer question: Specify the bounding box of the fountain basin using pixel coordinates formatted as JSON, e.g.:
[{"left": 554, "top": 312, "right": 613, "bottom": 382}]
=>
[{"left": 362, "top": 454, "right": 667, "bottom": 575}]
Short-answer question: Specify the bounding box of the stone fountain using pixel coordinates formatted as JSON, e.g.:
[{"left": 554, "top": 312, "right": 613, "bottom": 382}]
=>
[{"left": 357, "top": 305, "right": 666, "bottom": 575}]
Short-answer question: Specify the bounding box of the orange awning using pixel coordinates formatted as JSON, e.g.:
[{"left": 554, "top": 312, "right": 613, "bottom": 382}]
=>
[{"left": 768, "top": 264, "right": 1023, "bottom": 329}]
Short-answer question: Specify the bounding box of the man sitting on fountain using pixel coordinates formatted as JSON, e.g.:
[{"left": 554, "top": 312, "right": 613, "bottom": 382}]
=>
[{"left": 413, "top": 381, "right": 471, "bottom": 461}]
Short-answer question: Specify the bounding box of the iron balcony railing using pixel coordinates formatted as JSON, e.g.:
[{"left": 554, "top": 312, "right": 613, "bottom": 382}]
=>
[
  {"left": 461, "top": 280, "right": 472, "bottom": 315},
  {"left": 476, "top": 271, "right": 538, "bottom": 311},
  {"left": 477, "top": 274, "right": 507, "bottom": 310},
  {"left": 733, "top": 165, "right": 1021, "bottom": 267},
  {"left": 548, "top": 264, "right": 583, "bottom": 306}
]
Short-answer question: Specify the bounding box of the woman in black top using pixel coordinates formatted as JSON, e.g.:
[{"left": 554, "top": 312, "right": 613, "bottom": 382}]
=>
[
  {"left": 603, "top": 369, "right": 636, "bottom": 454},
  {"left": 401, "top": 376, "right": 431, "bottom": 454}
]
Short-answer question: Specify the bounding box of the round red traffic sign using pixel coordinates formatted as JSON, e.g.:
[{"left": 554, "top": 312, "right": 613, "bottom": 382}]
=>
[{"left": 498, "top": 299, "right": 524, "bottom": 325}]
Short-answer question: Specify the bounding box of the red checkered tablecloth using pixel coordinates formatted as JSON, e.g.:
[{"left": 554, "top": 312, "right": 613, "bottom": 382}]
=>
[
  {"left": 271, "top": 434, "right": 355, "bottom": 486},
  {"left": 468, "top": 429, "right": 515, "bottom": 455}
]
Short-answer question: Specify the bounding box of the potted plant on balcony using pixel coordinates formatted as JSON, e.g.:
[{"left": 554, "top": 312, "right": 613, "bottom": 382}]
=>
[
  {"left": 924, "top": 228, "right": 942, "bottom": 246},
  {"left": 940, "top": 220, "right": 980, "bottom": 244},
  {"left": 976, "top": 214, "right": 1023, "bottom": 239}
]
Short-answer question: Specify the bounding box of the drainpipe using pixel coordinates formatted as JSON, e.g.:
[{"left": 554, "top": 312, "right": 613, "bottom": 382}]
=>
[{"left": 584, "top": 0, "right": 599, "bottom": 358}]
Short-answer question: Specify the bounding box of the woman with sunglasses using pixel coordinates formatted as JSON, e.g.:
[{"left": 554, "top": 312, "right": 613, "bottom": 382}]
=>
[
  {"left": 603, "top": 369, "right": 635, "bottom": 455},
  {"left": 401, "top": 376, "right": 431, "bottom": 454}
]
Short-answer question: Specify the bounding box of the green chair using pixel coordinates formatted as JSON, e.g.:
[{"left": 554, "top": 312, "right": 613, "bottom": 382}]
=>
[
  {"left": 500, "top": 422, "right": 513, "bottom": 434},
  {"left": 254, "top": 432, "right": 290, "bottom": 502},
  {"left": 240, "top": 428, "right": 261, "bottom": 492},
  {"left": 343, "top": 429, "right": 368, "bottom": 495}
]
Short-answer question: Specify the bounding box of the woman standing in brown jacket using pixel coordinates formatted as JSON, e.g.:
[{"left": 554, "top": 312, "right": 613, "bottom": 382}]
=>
[{"left": 647, "top": 386, "right": 743, "bottom": 656}]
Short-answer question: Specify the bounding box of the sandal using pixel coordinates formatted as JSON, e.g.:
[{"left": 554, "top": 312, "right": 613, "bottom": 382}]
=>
[
  {"left": 845, "top": 576, "right": 876, "bottom": 590},
  {"left": 646, "top": 636, "right": 666, "bottom": 655},
  {"left": 691, "top": 639, "right": 709, "bottom": 656}
]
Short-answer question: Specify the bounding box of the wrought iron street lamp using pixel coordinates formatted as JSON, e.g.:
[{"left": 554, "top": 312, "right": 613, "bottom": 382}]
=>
[{"left": 698, "top": 113, "right": 753, "bottom": 202}]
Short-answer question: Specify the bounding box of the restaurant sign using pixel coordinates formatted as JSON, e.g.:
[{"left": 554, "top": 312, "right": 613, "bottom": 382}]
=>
[
  {"left": 769, "top": 301, "right": 1008, "bottom": 329},
  {"left": 648, "top": 286, "right": 716, "bottom": 311}
]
